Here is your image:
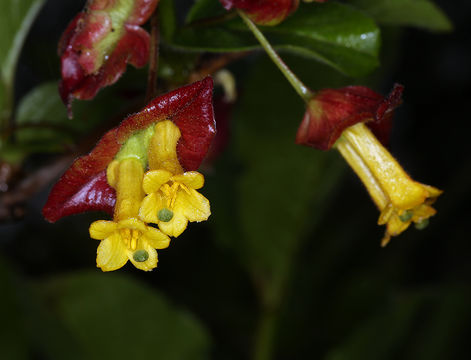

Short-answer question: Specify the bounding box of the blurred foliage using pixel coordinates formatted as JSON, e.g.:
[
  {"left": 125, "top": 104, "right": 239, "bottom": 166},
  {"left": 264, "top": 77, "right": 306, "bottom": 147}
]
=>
[
  {"left": 0, "top": 0, "right": 45, "bottom": 112},
  {"left": 348, "top": 0, "right": 452, "bottom": 31},
  {"left": 0, "top": 257, "right": 210, "bottom": 360},
  {"left": 2, "top": 1, "right": 469, "bottom": 360}
]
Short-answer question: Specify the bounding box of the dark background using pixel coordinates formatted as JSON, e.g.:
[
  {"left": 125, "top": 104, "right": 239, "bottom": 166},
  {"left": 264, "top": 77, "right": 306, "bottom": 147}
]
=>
[{"left": 1, "top": 0, "right": 470, "bottom": 359}]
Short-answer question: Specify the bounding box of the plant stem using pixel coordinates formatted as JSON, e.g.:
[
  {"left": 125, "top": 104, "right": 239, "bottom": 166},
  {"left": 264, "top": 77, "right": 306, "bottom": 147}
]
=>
[
  {"left": 145, "top": 9, "right": 160, "bottom": 102},
  {"left": 253, "top": 307, "right": 278, "bottom": 360},
  {"left": 237, "top": 10, "right": 313, "bottom": 102}
]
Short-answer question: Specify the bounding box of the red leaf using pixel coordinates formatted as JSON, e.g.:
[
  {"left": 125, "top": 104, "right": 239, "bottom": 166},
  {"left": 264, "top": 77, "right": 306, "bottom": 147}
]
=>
[
  {"left": 202, "top": 95, "right": 233, "bottom": 167},
  {"left": 296, "top": 84, "right": 404, "bottom": 150},
  {"left": 220, "top": 0, "right": 299, "bottom": 25},
  {"left": 59, "top": 0, "right": 159, "bottom": 116},
  {"left": 43, "top": 78, "right": 215, "bottom": 223}
]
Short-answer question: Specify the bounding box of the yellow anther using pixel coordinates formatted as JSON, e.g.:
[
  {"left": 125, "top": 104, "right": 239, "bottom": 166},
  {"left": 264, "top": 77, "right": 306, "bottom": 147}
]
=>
[{"left": 130, "top": 230, "right": 139, "bottom": 250}]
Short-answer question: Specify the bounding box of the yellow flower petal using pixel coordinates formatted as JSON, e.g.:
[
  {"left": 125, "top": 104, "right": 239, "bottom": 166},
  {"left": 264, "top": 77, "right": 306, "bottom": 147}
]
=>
[
  {"left": 117, "top": 218, "right": 147, "bottom": 232},
  {"left": 142, "top": 169, "right": 173, "bottom": 194},
  {"left": 89, "top": 220, "right": 118, "bottom": 240},
  {"left": 143, "top": 226, "right": 171, "bottom": 249},
  {"left": 128, "top": 242, "right": 158, "bottom": 271},
  {"left": 139, "top": 193, "right": 163, "bottom": 223},
  {"left": 158, "top": 213, "right": 188, "bottom": 237},
  {"left": 96, "top": 233, "right": 128, "bottom": 271},
  {"left": 106, "top": 160, "right": 120, "bottom": 188},
  {"left": 336, "top": 123, "right": 442, "bottom": 245},
  {"left": 175, "top": 188, "right": 211, "bottom": 222},
  {"left": 172, "top": 171, "right": 205, "bottom": 189},
  {"left": 113, "top": 158, "right": 145, "bottom": 221},
  {"left": 342, "top": 123, "right": 429, "bottom": 210},
  {"left": 148, "top": 120, "right": 184, "bottom": 174}
]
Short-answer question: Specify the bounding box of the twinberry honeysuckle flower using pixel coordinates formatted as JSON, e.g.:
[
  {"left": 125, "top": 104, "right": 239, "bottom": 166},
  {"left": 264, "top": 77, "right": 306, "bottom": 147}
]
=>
[
  {"left": 139, "top": 121, "right": 210, "bottom": 237},
  {"left": 90, "top": 158, "right": 170, "bottom": 271},
  {"left": 43, "top": 78, "right": 216, "bottom": 271},
  {"left": 296, "top": 84, "right": 442, "bottom": 245},
  {"left": 220, "top": 0, "right": 299, "bottom": 25},
  {"left": 59, "top": 0, "right": 159, "bottom": 116}
]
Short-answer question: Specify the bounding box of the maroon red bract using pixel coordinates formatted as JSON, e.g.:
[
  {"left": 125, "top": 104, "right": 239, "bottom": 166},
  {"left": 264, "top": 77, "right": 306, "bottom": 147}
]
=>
[
  {"left": 59, "top": 0, "right": 159, "bottom": 117},
  {"left": 220, "top": 0, "right": 299, "bottom": 25},
  {"left": 43, "top": 77, "right": 215, "bottom": 223},
  {"left": 296, "top": 84, "right": 404, "bottom": 151}
]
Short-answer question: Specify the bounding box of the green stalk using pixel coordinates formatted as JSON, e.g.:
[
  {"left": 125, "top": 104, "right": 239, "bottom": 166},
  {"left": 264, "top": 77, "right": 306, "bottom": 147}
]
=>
[
  {"left": 238, "top": 10, "right": 313, "bottom": 102},
  {"left": 253, "top": 308, "right": 277, "bottom": 360}
]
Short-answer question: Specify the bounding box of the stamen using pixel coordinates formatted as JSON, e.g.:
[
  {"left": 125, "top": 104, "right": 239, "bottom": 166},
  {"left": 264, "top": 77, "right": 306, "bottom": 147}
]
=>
[
  {"left": 130, "top": 229, "right": 139, "bottom": 250},
  {"left": 120, "top": 228, "right": 131, "bottom": 247},
  {"left": 170, "top": 183, "right": 179, "bottom": 208},
  {"left": 158, "top": 208, "right": 174, "bottom": 222},
  {"left": 133, "top": 249, "right": 149, "bottom": 262},
  {"left": 180, "top": 183, "right": 191, "bottom": 195}
]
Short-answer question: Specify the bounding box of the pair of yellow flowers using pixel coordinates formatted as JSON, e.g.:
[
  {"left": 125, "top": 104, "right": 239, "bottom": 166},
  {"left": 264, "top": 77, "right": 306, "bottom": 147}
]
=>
[
  {"left": 89, "top": 117, "right": 442, "bottom": 272},
  {"left": 89, "top": 120, "right": 210, "bottom": 271}
]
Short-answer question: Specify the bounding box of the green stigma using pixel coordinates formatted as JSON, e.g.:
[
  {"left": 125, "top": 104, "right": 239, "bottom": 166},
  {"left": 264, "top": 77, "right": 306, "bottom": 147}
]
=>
[
  {"left": 158, "top": 208, "right": 174, "bottom": 222},
  {"left": 133, "top": 250, "right": 149, "bottom": 262},
  {"left": 414, "top": 218, "right": 430, "bottom": 230},
  {"left": 399, "top": 210, "right": 414, "bottom": 222}
]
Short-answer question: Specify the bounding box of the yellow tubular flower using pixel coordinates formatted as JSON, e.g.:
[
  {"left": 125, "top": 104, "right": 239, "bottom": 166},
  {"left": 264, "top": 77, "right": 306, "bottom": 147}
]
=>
[
  {"left": 89, "top": 158, "right": 170, "bottom": 271},
  {"left": 139, "top": 120, "right": 211, "bottom": 237},
  {"left": 335, "top": 123, "right": 442, "bottom": 246}
]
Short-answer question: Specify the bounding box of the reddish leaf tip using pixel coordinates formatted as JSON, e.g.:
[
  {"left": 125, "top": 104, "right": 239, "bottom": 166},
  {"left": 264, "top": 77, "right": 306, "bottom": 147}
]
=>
[{"left": 296, "top": 85, "right": 404, "bottom": 150}]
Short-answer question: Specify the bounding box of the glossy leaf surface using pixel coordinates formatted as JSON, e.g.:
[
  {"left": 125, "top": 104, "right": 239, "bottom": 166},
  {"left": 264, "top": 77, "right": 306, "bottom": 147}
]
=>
[
  {"left": 169, "top": 1, "right": 380, "bottom": 77},
  {"left": 37, "top": 271, "right": 210, "bottom": 360},
  {"left": 349, "top": 0, "right": 452, "bottom": 31}
]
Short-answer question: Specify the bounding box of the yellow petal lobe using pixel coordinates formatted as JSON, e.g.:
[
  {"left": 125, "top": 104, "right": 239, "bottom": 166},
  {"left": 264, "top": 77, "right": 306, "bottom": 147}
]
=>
[
  {"left": 142, "top": 169, "right": 173, "bottom": 194},
  {"left": 89, "top": 220, "right": 117, "bottom": 240},
  {"left": 175, "top": 187, "right": 211, "bottom": 222},
  {"left": 128, "top": 242, "right": 158, "bottom": 271},
  {"left": 96, "top": 234, "right": 128, "bottom": 271},
  {"left": 158, "top": 213, "right": 188, "bottom": 238},
  {"left": 143, "top": 226, "right": 171, "bottom": 249},
  {"left": 139, "top": 193, "right": 162, "bottom": 223},
  {"left": 172, "top": 171, "right": 205, "bottom": 189}
]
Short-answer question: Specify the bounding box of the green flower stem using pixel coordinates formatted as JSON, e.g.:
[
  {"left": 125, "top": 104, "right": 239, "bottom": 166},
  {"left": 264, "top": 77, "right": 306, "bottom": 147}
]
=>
[
  {"left": 238, "top": 10, "right": 313, "bottom": 102},
  {"left": 253, "top": 308, "right": 277, "bottom": 360}
]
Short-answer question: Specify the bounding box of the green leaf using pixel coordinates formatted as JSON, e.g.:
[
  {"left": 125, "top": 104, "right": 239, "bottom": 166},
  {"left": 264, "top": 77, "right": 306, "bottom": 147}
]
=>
[
  {"left": 169, "top": 2, "right": 380, "bottom": 77},
  {"left": 186, "top": 0, "right": 227, "bottom": 24},
  {"left": 0, "top": 0, "right": 45, "bottom": 126},
  {"left": 17, "top": 82, "right": 68, "bottom": 125},
  {"left": 0, "top": 0, "right": 45, "bottom": 91},
  {"left": 325, "top": 292, "right": 424, "bottom": 360},
  {"left": 0, "top": 258, "right": 29, "bottom": 360},
  {"left": 349, "top": 0, "right": 452, "bottom": 31},
  {"left": 159, "top": 0, "right": 177, "bottom": 41},
  {"left": 8, "top": 75, "right": 143, "bottom": 160},
  {"left": 15, "top": 82, "right": 75, "bottom": 149},
  {"left": 37, "top": 271, "right": 211, "bottom": 360},
  {"left": 324, "top": 286, "right": 471, "bottom": 360}
]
